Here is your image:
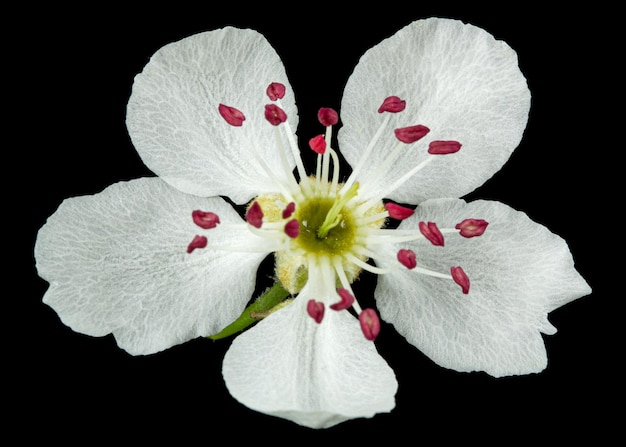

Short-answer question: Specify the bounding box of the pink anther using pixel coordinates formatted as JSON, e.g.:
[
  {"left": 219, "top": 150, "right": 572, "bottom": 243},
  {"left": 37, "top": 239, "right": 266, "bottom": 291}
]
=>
[
  {"left": 318, "top": 107, "right": 339, "bottom": 126},
  {"left": 450, "top": 266, "right": 470, "bottom": 294},
  {"left": 284, "top": 219, "right": 300, "bottom": 239},
  {"left": 384, "top": 202, "right": 414, "bottom": 220},
  {"left": 428, "top": 140, "right": 462, "bottom": 155},
  {"left": 186, "top": 235, "right": 208, "bottom": 254},
  {"left": 419, "top": 221, "right": 445, "bottom": 247},
  {"left": 307, "top": 299, "right": 325, "bottom": 324},
  {"left": 455, "top": 219, "right": 489, "bottom": 238},
  {"left": 192, "top": 210, "right": 220, "bottom": 229},
  {"left": 218, "top": 104, "right": 246, "bottom": 127},
  {"left": 246, "top": 202, "right": 264, "bottom": 228},
  {"left": 378, "top": 96, "right": 406, "bottom": 113},
  {"left": 394, "top": 125, "right": 430, "bottom": 144},
  {"left": 397, "top": 249, "right": 417, "bottom": 270},
  {"left": 264, "top": 104, "right": 287, "bottom": 125},
  {"left": 282, "top": 202, "right": 296, "bottom": 219},
  {"left": 266, "top": 82, "right": 286, "bottom": 101},
  {"left": 330, "top": 288, "right": 355, "bottom": 311},
  {"left": 309, "top": 134, "right": 327, "bottom": 154},
  {"left": 359, "top": 309, "right": 381, "bottom": 341}
]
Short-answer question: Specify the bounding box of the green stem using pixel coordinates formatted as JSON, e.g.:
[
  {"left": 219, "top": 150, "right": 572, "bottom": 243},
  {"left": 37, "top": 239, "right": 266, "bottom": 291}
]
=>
[{"left": 207, "top": 282, "right": 290, "bottom": 340}]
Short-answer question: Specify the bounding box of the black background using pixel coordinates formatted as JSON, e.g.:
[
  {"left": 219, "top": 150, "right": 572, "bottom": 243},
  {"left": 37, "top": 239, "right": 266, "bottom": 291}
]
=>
[{"left": 15, "top": 4, "right": 618, "bottom": 443}]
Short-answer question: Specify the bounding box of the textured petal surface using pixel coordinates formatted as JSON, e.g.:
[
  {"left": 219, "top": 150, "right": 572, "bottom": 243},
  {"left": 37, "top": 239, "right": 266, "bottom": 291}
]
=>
[
  {"left": 223, "top": 285, "right": 397, "bottom": 428},
  {"left": 339, "top": 18, "right": 530, "bottom": 203},
  {"left": 374, "top": 198, "right": 590, "bottom": 377},
  {"left": 35, "top": 178, "right": 269, "bottom": 355},
  {"left": 127, "top": 27, "right": 297, "bottom": 204}
]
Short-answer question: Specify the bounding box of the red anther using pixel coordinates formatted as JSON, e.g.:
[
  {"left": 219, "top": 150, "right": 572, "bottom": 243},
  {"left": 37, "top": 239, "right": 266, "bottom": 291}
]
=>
[
  {"left": 309, "top": 134, "right": 327, "bottom": 154},
  {"left": 455, "top": 219, "right": 489, "bottom": 238},
  {"left": 307, "top": 299, "right": 325, "bottom": 324},
  {"left": 186, "top": 235, "right": 208, "bottom": 254},
  {"left": 284, "top": 219, "right": 300, "bottom": 238},
  {"left": 218, "top": 104, "right": 246, "bottom": 126},
  {"left": 266, "top": 82, "right": 286, "bottom": 101},
  {"left": 419, "top": 221, "right": 445, "bottom": 247},
  {"left": 378, "top": 96, "right": 406, "bottom": 113},
  {"left": 246, "top": 201, "right": 264, "bottom": 228},
  {"left": 450, "top": 266, "right": 470, "bottom": 294},
  {"left": 428, "top": 140, "right": 462, "bottom": 155},
  {"left": 282, "top": 202, "right": 296, "bottom": 219},
  {"left": 264, "top": 104, "right": 287, "bottom": 125},
  {"left": 394, "top": 125, "right": 430, "bottom": 144},
  {"left": 318, "top": 107, "right": 339, "bottom": 126},
  {"left": 330, "top": 288, "right": 355, "bottom": 311},
  {"left": 359, "top": 309, "right": 381, "bottom": 341},
  {"left": 384, "top": 202, "right": 414, "bottom": 220},
  {"left": 397, "top": 249, "right": 417, "bottom": 270},
  {"left": 192, "top": 210, "right": 220, "bottom": 229}
]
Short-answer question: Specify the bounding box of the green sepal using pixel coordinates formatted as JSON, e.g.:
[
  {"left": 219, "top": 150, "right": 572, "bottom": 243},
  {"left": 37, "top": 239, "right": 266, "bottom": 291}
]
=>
[{"left": 207, "top": 282, "right": 290, "bottom": 340}]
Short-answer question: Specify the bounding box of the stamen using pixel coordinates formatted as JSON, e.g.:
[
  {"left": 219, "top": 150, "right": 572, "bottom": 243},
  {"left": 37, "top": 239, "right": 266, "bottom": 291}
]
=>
[
  {"left": 246, "top": 201, "right": 264, "bottom": 228},
  {"left": 186, "top": 235, "right": 208, "bottom": 254},
  {"left": 456, "top": 219, "right": 489, "bottom": 238},
  {"left": 266, "top": 82, "right": 286, "bottom": 101},
  {"left": 378, "top": 96, "right": 406, "bottom": 113},
  {"left": 419, "top": 221, "right": 445, "bottom": 246},
  {"left": 309, "top": 134, "right": 327, "bottom": 154},
  {"left": 218, "top": 104, "right": 246, "bottom": 127},
  {"left": 264, "top": 104, "right": 287, "bottom": 126},
  {"left": 397, "top": 249, "right": 417, "bottom": 270},
  {"left": 394, "top": 125, "right": 430, "bottom": 144},
  {"left": 306, "top": 299, "right": 325, "bottom": 323},
  {"left": 284, "top": 219, "right": 300, "bottom": 238},
  {"left": 282, "top": 202, "right": 296, "bottom": 219},
  {"left": 318, "top": 108, "right": 339, "bottom": 126},
  {"left": 330, "top": 288, "right": 355, "bottom": 311},
  {"left": 192, "top": 210, "right": 220, "bottom": 229},
  {"left": 384, "top": 202, "right": 414, "bottom": 220},
  {"left": 428, "top": 140, "right": 462, "bottom": 155},
  {"left": 450, "top": 266, "right": 470, "bottom": 294},
  {"left": 359, "top": 309, "right": 381, "bottom": 341}
]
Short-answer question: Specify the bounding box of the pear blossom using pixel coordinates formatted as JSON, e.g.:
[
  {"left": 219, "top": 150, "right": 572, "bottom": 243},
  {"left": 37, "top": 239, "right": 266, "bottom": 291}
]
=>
[{"left": 35, "top": 18, "right": 591, "bottom": 429}]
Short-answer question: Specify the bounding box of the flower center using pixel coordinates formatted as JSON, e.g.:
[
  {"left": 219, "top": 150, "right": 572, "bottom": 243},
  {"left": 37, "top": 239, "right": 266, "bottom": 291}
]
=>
[
  {"left": 295, "top": 184, "right": 359, "bottom": 256},
  {"left": 269, "top": 179, "right": 384, "bottom": 295}
]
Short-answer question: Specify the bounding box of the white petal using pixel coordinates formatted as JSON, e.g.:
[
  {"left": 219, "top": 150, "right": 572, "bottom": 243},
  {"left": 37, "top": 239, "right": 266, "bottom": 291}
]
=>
[
  {"left": 374, "top": 198, "right": 590, "bottom": 377},
  {"left": 126, "top": 27, "right": 297, "bottom": 204},
  {"left": 35, "top": 178, "right": 269, "bottom": 355},
  {"left": 222, "top": 284, "right": 398, "bottom": 429},
  {"left": 339, "top": 18, "right": 531, "bottom": 203}
]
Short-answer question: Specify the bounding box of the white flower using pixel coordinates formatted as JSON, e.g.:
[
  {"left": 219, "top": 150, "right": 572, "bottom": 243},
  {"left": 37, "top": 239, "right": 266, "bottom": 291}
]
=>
[{"left": 35, "top": 18, "right": 591, "bottom": 429}]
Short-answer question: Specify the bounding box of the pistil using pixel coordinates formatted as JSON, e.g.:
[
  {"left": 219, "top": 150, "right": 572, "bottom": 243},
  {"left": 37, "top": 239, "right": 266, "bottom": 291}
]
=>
[{"left": 317, "top": 182, "right": 360, "bottom": 239}]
